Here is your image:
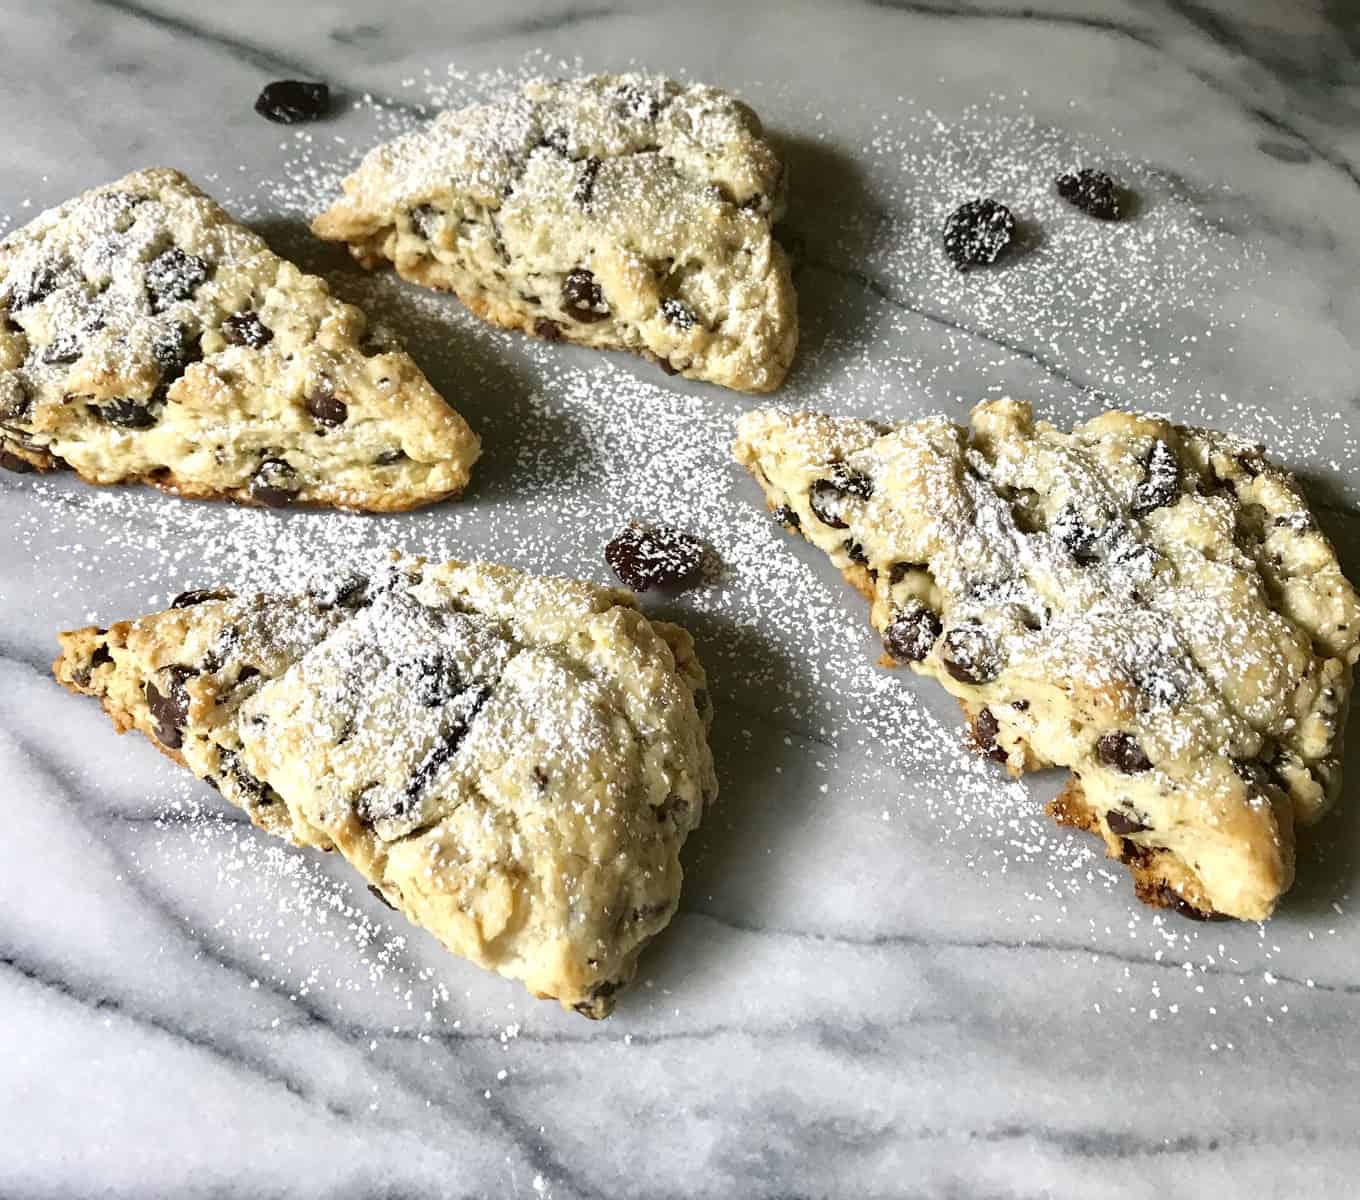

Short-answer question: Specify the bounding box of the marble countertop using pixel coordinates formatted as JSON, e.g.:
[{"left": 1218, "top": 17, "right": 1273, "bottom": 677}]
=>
[{"left": 4, "top": 2, "right": 1360, "bottom": 1196}]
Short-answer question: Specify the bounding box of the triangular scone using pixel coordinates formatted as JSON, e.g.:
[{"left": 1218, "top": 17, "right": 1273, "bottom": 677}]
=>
[
  {"left": 0, "top": 168, "right": 479, "bottom": 510},
  {"left": 312, "top": 73, "right": 797, "bottom": 393},
  {"left": 54, "top": 559, "right": 716, "bottom": 1016},
  {"left": 736, "top": 399, "right": 1360, "bottom": 921}
]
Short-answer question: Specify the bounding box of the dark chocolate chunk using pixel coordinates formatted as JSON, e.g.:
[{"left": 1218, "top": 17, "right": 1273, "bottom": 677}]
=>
[
  {"left": 217, "top": 747, "right": 269, "bottom": 806},
  {"left": 0, "top": 449, "right": 36, "bottom": 473},
  {"left": 374, "top": 448, "right": 406, "bottom": 466},
  {"left": 661, "top": 298, "right": 696, "bottom": 330},
  {"left": 96, "top": 398, "right": 159, "bottom": 429},
  {"left": 145, "top": 665, "right": 196, "bottom": 749},
  {"left": 395, "top": 653, "right": 463, "bottom": 708},
  {"left": 844, "top": 540, "right": 868, "bottom": 565},
  {"left": 42, "top": 331, "right": 83, "bottom": 365},
  {"left": 409, "top": 204, "right": 441, "bottom": 240},
  {"left": 1053, "top": 509, "right": 1102, "bottom": 564},
  {"left": 1096, "top": 731, "right": 1153, "bottom": 773},
  {"left": 888, "top": 562, "right": 926, "bottom": 585},
  {"left": 1106, "top": 808, "right": 1150, "bottom": 836},
  {"left": 605, "top": 523, "right": 705, "bottom": 592},
  {"left": 1157, "top": 885, "right": 1224, "bottom": 922},
  {"left": 614, "top": 82, "right": 661, "bottom": 121},
  {"left": 222, "top": 311, "right": 273, "bottom": 349},
  {"left": 72, "top": 643, "right": 114, "bottom": 687},
  {"left": 809, "top": 465, "right": 873, "bottom": 529},
  {"left": 150, "top": 323, "right": 201, "bottom": 386},
  {"left": 1131, "top": 440, "right": 1180, "bottom": 515},
  {"left": 6, "top": 261, "right": 67, "bottom": 311},
  {"left": 572, "top": 979, "right": 621, "bottom": 1018},
  {"left": 1055, "top": 169, "right": 1123, "bottom": 220},
  {"left": 305, "top": 384, "right": 348, "bottom": 427},
  {"left": 773, "top": 505, "right": 801, "bottom": 530},
  {"left": 882, "top": 602, "right": 942, "bottom": 664},
  {"left": 943, "top": 198, "right": 1015, "bottom": 269},
  {"left": 974, "top": 707, "right": 1009, "bottom": 762},
  {"left": 146, "top": 247, "right": 209, "bottom": 312},
  {"left": 562, "top": 268, "right": 609, "bottom": 323},
  {"left": 249, "top": 457, "right": 300, "bottom": 506},
  {"left": 533, "top": 317, "right": 563, "bottom": 342},
  {"left": 941, "top": 623, "right": 1003, "bottom": 684},
  {"left": 172, "top": 588, "right": 234, "bottom": 608},
  {"left": 404, "top": 686, "right": 491, "bottom": 801},
  {"left": 255, "top": 80, "right": 330, "bottom": 124},
  {"left": 308, "top": 569, "right": 368, "bottom": 610},
  {"left": 573, "top": 155, "right": 602, "bottom": 207}
]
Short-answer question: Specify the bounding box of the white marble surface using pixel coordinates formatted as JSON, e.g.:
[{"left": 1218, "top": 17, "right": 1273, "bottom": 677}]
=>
[{"left": 4, "top": 2, "right": 1360, "bottom": 1197}]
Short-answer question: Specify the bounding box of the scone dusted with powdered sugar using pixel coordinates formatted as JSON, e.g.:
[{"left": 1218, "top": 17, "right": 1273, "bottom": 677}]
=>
[
  {"left": 0, "top": 168, "right": 479, "bottom": 510},
  {"left": 312, "top": 73, "right": 797, "bottom": 393},
  {"left": 54, "top": 558, "right": 716, "bottom": 1016},
  {"left": 736, "top": 399, "right": 1360, "bottom": 921}
]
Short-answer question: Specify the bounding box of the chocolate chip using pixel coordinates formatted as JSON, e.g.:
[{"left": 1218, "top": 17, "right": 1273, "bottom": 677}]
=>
[
  {"left": 145, "top": 665, "right": 196, "bottom": 749},
  {"left": 572, "top": 978, "right": 622, "bottom": 1018},
  {"left": 605, "top": 523, "right": 704, "bottom": 592},
  {"left": 0, "top": 449, "right": 36, "bottom": 473},
  {"left": 657, "top": 358, "right": 680, "bottom": 376},
  {"left": 72, "top": 643, "right": 114, "bottom": 687},
  {"left": 222, "top": 311, "right": 273, "bottom": 349},
  {"left": 809, "top": 465, "right": 873, "bottom": 529},
  {"left": 404, "top": 686, "right": 491, "bottom": 801},
  {"left": 1053, "top": 509, "right": 1101, "bottom": 564},
  {"left": 172, "top": 589, "right": 233, "bottom": 610},
  {"left": 255, "top": 80, "right": 330, "bottom": 124},
  {"left": 305, "top": 384, "right": 348, "bottom": 427},
  {"left": 773, "top": 505, "right": 801, "bottom": 530},
  {"left": 844, "top": 540, "right": 868, "bottom": 565},
  {"left": 1157, "top": 886, "right": 1223, "bottom": 922},
  {"left": 1106, "top": 808, "right": 1150, "bottom": 836},
  {"left": 42, "top": 331, "right": 83, "bottom": 365},
  {"left": 562, "top": 268, "right": 609, "bottom": 323},
  {"left": 408, "top": 204, "right": 441, "bottom": 239},
  {"left": 395, "top": 653, "right": 462, "bottom": 707},
  {"left": 1273, "top": 512, "right": 1316, "bottom": 533},
  {"left": 573, "top": 156, "right": 602, "bottom": 207},
  {"left": 374, "top": 448, "right": 406, "bottom": 466},
  {"left": 534, "top": 317, "right": 563, "bottom": 341},
  {"left": 614, "top": 82, "right": 661, "bottom": 121},
  {"left": 943, "top": 198, "right": 1015, "bottom": 270},
  {"left": 0, "top": 380, "right": 32, "bottom": 423},
  {"left": 217, "top": 748, "right": 269, "bottom": 806},
  {"left": 888, "top": 562, "right": 926, "bottom": 585},
  {"left": 309, "top": 570, "right": 369, "bottom": 610},
  {"left": 6, "top": 261, "right": 67, "bottom": 310},
  {"left": 1131, "top": 440, "right": 1180, "bottom": 515},
  {"left": 1096, "top": 731, "right": 1152, "bottom": 773},
  {"left": 656, "top": 794, "right": 689, "bottom": 823},
  {"left": 941, "top": 623, "right": 1003, "bottom": 684},
  {"left": 883, "top": 602, "right": 941, "bottom": 664},
  {"left": 973, "top": 707, "right": 1009, "bottom": 762},
  {"left": 249, "top": 457, "right": 299, "bottom": 506},
  {"left": 661, "top": 298, "right": 696, "bottom": 330},
  {"left": 150, "top": 323, "right": 201, "bottom": 385},
  {"left": 1055, "top": 169, "right": 1123, "bottom": 220},
  {"left": 96, "top": 399, "right": 159, "bottom": 429},
  {"left": 146, "top": 247, "right": 209, "bottom": 313}
]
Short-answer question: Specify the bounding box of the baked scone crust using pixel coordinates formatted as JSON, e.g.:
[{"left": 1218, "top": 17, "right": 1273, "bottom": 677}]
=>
[
  {"left": 735, "top": 398, "right": 1360, "bottom": 921},
  {"left": 313, "top": 73, "right": 797, "bottom": 393},
  {"left": 53, "top": 558, "right": 717, "bottom": 1016},
  {"left": 1, "top": 168, "right": 479, "bottom": 511}
]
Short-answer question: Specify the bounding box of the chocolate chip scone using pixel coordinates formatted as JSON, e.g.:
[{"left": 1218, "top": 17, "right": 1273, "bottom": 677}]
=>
[
  {"left": 54, "top": 558, "right": 717, "bottom": 1016},
  {"left": 1, "top": 168, "right": 479, "bottom": 510},
  {"left": 735, "top": 398, "right": 1360, "bottom": 921},
  {"left": 312, "top": 73, "right": 797, "bottom": 393}
]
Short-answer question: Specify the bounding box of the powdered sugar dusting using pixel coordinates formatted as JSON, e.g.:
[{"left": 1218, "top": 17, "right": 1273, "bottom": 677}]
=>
[{"left": 5, "top": 52, "right": 1359, "bottom": 1061}]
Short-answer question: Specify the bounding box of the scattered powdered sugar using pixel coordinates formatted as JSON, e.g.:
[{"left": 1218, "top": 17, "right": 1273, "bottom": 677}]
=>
[{"left": 5, "top": 52, "right": 1359, "bottom": 1063}]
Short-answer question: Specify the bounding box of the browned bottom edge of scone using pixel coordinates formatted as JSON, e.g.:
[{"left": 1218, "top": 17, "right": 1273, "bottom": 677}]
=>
[{"left": 2, "top": 438, "right": 467, "bottom": 513}]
